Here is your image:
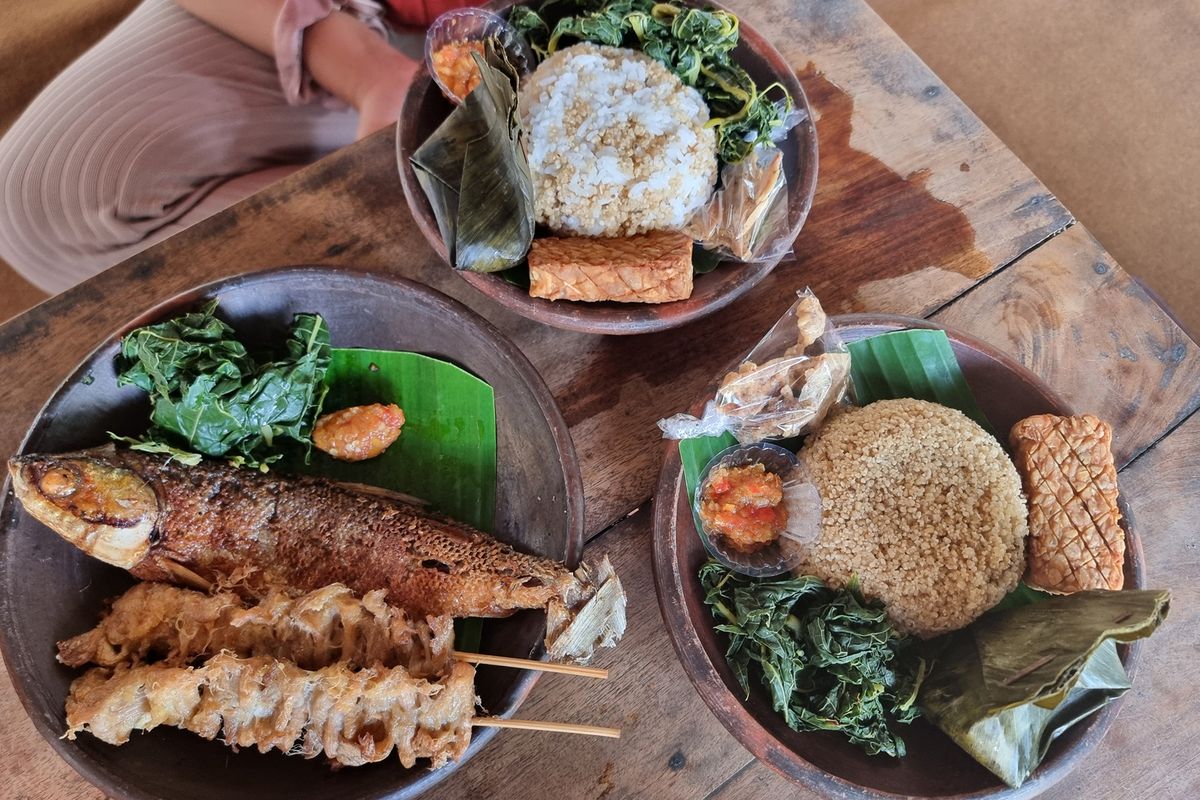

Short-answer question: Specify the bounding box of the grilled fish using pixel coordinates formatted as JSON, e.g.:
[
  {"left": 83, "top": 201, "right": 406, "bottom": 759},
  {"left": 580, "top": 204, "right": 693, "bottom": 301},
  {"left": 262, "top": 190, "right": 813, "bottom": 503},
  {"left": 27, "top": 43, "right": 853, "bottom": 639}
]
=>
[{"left": 9, "top": 446, "right": 625, "bottom": 662}]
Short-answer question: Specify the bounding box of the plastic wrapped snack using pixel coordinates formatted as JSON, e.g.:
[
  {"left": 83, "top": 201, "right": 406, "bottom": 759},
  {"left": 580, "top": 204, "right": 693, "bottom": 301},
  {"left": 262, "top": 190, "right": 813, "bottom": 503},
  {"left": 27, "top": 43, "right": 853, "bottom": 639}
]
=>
[
  {"left": 685, "top": 144, "right": 788, "bottom": 263},
  {"left": 659, "top": 289, "right": 851, "bottom": 443},
  {"left": 685, "top": 105, "right": 808, "bottom": 264}
]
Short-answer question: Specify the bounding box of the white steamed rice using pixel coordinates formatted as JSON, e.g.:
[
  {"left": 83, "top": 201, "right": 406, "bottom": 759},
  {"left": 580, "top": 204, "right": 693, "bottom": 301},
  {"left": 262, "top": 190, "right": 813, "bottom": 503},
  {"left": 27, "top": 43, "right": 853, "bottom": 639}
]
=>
[{"left": 518, "top": 43, "right": 718, "bottom": 238}]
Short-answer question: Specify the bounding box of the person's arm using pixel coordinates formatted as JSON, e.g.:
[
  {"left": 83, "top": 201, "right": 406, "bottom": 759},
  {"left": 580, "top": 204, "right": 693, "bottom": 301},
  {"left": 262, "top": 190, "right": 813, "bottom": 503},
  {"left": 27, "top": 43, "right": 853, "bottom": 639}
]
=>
[{"left": 175, "top": 0, "right": 415, "bottom": 138}]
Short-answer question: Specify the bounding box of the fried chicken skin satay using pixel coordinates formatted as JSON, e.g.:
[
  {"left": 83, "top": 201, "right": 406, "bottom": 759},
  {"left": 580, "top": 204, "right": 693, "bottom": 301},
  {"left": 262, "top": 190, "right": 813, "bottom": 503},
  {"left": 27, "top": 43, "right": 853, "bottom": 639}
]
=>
[
  {"left": 57, "top": 582, "right": 453, "bottom": 677},
  {"left": 66, "top": 656, "right": 478, "bottom": 769}
]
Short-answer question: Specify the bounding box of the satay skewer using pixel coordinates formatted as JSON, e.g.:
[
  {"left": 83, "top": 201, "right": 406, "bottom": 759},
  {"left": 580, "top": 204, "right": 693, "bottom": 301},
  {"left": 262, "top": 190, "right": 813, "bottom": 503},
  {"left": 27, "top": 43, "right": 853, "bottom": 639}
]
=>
[
  {"left": 472, "top": 717, "right": 621, "bottom": 738},
  {"left": 71, "top": 572, "right": 612, "bottom": 684},
  {"left": 152, "top": 564, "right": 613, "bottom": 680},
  {"left": 452, "top": 650, "right": 608, "bottom": 679}
]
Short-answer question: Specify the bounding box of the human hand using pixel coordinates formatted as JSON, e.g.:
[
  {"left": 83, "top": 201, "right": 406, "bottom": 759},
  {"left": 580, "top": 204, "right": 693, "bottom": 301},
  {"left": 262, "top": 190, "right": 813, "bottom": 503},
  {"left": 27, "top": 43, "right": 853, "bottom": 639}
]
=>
[{"left": 353, "top": 51, "right": 418, "bottom": 140}]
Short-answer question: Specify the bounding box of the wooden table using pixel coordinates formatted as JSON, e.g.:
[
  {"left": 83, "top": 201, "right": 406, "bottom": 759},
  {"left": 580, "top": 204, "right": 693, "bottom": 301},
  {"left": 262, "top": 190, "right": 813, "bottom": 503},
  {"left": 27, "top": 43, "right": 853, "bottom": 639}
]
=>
[{"left": 2, "top": 1, "right": 1197, "bottom": 798}]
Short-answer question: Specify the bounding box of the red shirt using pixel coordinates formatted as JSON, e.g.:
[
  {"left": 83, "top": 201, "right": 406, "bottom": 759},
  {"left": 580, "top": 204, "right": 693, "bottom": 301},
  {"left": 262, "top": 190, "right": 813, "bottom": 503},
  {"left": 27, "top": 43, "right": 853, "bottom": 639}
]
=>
[{"left": 386, "top": 0, "right": 477, "bottom": 28}]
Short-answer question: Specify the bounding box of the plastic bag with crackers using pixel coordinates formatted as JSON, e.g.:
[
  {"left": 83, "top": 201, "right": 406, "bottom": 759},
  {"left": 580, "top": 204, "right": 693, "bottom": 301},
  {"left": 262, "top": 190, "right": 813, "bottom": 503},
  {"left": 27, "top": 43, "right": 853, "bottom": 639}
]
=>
[{"left": 658, "top": 289, "right": 851, "bottom": 443}]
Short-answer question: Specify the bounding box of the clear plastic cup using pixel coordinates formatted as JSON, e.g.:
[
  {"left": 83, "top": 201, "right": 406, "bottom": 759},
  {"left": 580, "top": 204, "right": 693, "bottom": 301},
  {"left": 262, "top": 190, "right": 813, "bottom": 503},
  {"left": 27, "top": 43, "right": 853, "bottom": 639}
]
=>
[
  {"left": 693, "top": 442, "right": 821, "bottom": 578},
  {"left": 424, "top": 8, "right": 534, "bottom": 104}
]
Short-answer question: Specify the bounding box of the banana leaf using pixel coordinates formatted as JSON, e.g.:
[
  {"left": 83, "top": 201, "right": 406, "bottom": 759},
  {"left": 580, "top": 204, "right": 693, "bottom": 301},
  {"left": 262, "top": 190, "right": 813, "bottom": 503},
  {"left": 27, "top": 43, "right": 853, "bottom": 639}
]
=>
[
  {"left": 679, "top": 432, "right": 737, "bottom": 503},
  {"left": 847, "top": 329, "right": 993, "bottom": 436},
  {"left": 288, "top": 348, "right": 496, "bottom": 650},
  {"left": 919, "top": 589, "right": 1170, "bottom": 788},
  {"left": 411, "top": 42, "right": 534, "bottom": 273}
]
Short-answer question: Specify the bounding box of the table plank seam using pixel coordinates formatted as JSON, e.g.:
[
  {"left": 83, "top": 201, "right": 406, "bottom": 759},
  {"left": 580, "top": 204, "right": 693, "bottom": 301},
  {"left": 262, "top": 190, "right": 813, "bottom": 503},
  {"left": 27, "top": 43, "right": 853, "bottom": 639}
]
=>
[
  {"left": 923, "top": 216, "right": 1076, "bottom": 322},
  {"left": 701, "top": 756, "right": 758, "bottom": 800},
  {"left": 1116, "top": 405, "right": 1200, "bottom": 476}
]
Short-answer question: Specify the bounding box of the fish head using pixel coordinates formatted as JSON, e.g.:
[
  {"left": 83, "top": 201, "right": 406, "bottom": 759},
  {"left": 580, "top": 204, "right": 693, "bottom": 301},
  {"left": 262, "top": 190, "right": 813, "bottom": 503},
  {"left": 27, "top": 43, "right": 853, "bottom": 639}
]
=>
[{"left": 7, "top": 452, "right": 158, "bottom": 569}]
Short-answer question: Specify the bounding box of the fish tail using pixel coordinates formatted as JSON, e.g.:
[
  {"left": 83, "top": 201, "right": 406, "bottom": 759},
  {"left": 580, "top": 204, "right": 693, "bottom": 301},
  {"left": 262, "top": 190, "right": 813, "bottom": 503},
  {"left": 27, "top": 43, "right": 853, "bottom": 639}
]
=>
[{"left": 544, "top": 556, "right": 627, "bottom": 664}]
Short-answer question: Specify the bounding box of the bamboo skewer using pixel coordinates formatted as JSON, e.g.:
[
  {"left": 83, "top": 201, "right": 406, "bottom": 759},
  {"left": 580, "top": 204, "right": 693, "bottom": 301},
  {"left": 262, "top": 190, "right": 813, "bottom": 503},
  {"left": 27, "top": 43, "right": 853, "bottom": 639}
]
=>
[
  {"left": 451, "top": 650, "right": 609, "bottom": 679},
  {"left": 472, "top": 717, "right": 621, "bottom": 738}
]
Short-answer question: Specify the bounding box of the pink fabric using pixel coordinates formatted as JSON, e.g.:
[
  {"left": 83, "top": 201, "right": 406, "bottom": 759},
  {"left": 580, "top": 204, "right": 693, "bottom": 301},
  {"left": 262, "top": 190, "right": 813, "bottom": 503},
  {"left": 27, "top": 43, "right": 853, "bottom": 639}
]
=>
[
  {"left": 0, "top": 0, "right": 359, "bottom": 292},
  {"left": 274, "top": 0, "right": 391, "bottom": 106},
  {"left": 385, "top": 0, "right": 476, "bottom": 29}
]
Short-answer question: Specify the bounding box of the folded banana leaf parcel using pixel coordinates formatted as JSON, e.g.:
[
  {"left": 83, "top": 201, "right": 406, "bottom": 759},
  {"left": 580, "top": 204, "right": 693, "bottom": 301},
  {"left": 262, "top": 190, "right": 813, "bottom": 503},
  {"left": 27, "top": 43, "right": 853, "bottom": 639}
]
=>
[
  {"left": 919, "top": 589, "right": 1170, "bottom": 788},
  {"left": 411, "top": 42, "right": 534, "bottom": 273}
]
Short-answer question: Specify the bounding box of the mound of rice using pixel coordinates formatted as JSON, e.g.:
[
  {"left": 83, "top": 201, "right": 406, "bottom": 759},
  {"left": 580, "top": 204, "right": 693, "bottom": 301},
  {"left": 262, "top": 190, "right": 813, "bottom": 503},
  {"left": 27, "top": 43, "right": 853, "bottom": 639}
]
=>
[
  {"left": 798, "top": 398, "right": 1028, "bottom": 638},
  {"left": 518, "top": 43, "right": 717, "bottom": 237}
]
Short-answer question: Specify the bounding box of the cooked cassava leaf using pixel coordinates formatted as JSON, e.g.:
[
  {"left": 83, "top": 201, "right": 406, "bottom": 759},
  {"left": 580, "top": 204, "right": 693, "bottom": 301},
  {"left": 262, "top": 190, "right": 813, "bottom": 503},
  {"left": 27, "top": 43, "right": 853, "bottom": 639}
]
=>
[
  {"left": 511, "top": 0, "right": 792, "bottom": 163},
  {"left": 700, "top": 562, "right": 926, "bottom": 757},
  {"left": 412, "top": 41, "right": 534, "bottom": 272},
  {"left": 115, "top": 300, "right": 330, "bottom": 470},
  {"left": 919, "top": 589, "right": 1170, "bottom": 788}
]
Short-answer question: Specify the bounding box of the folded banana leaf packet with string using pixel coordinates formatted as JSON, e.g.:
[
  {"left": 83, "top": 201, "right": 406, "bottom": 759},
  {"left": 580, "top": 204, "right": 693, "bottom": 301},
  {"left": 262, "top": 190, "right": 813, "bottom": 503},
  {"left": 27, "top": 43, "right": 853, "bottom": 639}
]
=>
[
  {"left": 919, "top": 589, "right": 1169, "bottom": 788},
  {"left": 411, "top": 42, "right": 534, "bottom": 272}
]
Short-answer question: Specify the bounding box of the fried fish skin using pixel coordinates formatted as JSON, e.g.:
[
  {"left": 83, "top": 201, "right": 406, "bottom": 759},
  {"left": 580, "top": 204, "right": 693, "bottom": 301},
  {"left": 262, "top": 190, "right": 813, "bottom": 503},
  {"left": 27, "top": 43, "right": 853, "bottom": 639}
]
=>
[
  {"left": 1009, "top": 413, "right": 1125, "bottom": 593},
  {"left": 9, "top": 446, "right": 582, "bottom": 620},
  {"left": 65, "top": 655, "right": 477, "bottom": 769}
]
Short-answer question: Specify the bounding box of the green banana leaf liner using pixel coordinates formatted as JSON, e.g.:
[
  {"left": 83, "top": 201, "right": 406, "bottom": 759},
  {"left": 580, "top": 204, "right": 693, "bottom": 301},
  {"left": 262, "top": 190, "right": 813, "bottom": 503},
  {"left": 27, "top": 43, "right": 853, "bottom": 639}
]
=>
[
  {"left": 288, "top": 347, "right": 497, "bottom": 652},
  {"left": 919, "top": 589, "right": 1170, "bottom": 788}
]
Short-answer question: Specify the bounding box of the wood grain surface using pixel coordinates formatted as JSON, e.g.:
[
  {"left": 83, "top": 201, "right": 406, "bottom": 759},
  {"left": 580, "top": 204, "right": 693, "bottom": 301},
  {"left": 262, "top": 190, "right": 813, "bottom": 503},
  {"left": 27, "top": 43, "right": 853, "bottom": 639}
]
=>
[
  {"left": 0, "top": 0, "right": 1071, "bottom": 537},
  {"left": 932, "top": 224, "right": 1200, "bottom": 467},
  {"left": 0, "top": 0, "right": 1196, "bottom": 798}
]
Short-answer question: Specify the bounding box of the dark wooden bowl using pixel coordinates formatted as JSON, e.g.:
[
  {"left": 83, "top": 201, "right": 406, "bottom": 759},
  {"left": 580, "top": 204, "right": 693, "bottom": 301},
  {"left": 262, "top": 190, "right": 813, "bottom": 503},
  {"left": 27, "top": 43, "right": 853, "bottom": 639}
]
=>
[
  {"left": 395, "top": 0, "right": 819, "bottom": 336},
  {"left": 652, "top": 314, "right": 1147, "bottom": 800},
  {"left": 0, "top": 267, "right": 584, "bottom": 800}
]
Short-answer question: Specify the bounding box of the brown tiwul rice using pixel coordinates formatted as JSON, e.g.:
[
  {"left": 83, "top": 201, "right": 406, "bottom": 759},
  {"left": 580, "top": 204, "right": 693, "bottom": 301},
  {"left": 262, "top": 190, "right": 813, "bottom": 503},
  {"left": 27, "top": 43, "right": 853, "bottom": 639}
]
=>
[{"left": 798, "top": 398, "right": 1028, "bottom": 638}]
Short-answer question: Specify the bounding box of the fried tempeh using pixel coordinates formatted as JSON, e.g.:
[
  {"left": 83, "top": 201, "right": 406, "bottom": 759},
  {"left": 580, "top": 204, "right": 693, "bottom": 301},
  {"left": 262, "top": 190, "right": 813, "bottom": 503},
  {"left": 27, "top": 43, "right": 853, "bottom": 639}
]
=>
[
  {"left": 65, "top": 656, "right": 477, "bottom": 769},
  {"left": 57, "top": 582, "right": 453, "bottom": 677},
  {"left": 1009, "top": 413, "right": 1125, "bottom": 593},
  {"left": 528, "top": 230, "right": 693, "bottom": 304}
]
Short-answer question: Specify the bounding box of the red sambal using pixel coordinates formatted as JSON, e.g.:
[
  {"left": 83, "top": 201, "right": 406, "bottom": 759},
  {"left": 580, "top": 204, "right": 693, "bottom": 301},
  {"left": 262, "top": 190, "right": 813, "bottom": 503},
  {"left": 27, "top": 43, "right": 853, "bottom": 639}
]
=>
[{"left": 698, "top": 463, "right": 788, "bottom": 552}]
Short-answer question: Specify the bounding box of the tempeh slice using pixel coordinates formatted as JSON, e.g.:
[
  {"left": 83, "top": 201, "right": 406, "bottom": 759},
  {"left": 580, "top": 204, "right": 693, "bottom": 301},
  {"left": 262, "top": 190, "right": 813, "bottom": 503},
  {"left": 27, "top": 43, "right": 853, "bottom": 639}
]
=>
[
  {"left": 1009, "top": 413, "right": 1125, "bottom": 593},
  {"left": 528, "top": 230, "right": 693, "bottom": 303}
]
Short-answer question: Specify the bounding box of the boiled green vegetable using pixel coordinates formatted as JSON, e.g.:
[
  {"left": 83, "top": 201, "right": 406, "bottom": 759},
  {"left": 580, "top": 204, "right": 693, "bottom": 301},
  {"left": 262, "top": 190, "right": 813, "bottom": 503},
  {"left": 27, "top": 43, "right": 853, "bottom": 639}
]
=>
[
  {"left": 510, "top": 0, "right": 792, "bottom": 163},
  {"left": 116, "top": 300, "right": 330, "bottom": 470},
  {"left": 920, "top": 589, "right": 1170, "bottom": 787},
  {"left": 411, "top": 42, "right": 534, "bottom": 272},
  {"left": 700, "top": 562, "right": 926, "bottom": 757}
]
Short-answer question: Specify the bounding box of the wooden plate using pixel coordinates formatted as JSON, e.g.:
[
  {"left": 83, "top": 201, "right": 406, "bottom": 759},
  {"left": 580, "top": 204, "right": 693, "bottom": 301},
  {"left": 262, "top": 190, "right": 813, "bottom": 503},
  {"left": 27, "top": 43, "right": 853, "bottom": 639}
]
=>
[
  {"left": 652, "top": 314, "right": 1146, "bottom": 799},
  {"left": 395, "top": 0, "right": 819, "bottom": 336},
  {"left": 0, "top": 267, "right": 584, "bottom": 800}
]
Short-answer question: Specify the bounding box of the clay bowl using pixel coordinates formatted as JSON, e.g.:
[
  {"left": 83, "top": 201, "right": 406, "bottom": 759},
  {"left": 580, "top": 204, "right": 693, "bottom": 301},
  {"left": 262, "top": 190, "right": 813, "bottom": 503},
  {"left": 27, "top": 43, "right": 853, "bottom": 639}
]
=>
[
  {"left": 652, "top": 314, "right": 1146, "bottom": 799},
  {"left": 0, "top": 267, "right": 584, "bottom": 800},
  {"left": 396, "top": 0, "right": 819, "bottom": 336}
]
